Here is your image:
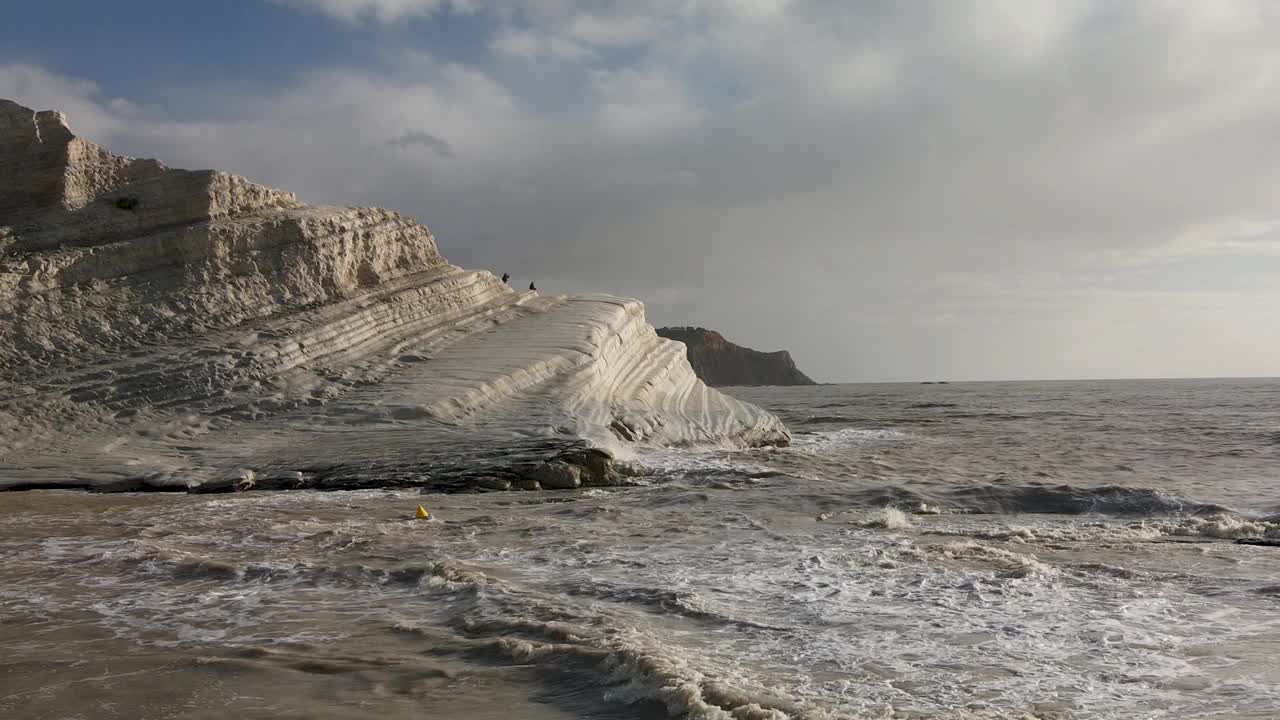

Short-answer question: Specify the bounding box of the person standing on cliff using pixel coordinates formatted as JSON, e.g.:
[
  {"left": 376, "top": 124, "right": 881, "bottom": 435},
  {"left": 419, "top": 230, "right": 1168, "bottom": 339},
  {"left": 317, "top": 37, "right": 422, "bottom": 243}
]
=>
[{"left": 501, "top": 273, "right": 509, "bottom": 284}]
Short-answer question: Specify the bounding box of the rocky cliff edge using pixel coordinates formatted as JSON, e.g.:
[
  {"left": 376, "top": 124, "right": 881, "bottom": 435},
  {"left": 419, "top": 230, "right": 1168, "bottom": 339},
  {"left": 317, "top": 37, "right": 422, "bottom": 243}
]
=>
[{"left": 0, "top": 99, "right": 788, "bottom": 492}]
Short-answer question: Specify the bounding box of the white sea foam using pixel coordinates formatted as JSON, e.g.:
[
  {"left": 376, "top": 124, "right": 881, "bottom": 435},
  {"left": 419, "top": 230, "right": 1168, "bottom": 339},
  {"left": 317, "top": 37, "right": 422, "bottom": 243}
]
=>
[
  {"left": 8, "top": 379, "right": 1280, "bottom": 719},
  {"left": 789, "top": 428, "right": 910, "bottom": 452},
  {"left": 8, "top": 486, "right": 1280, "bottom": 719},
  {"left": 856, "top": 507, "right": 912, "bottom": 530},
  {"left": 625, "top": 445, "right": 775, "bottom": 480}
]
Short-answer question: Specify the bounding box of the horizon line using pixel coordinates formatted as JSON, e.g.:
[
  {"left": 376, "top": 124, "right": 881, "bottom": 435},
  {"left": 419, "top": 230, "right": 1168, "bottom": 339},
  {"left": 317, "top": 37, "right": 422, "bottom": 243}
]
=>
[{"left": 802, "top": 375, "right": 1280, "bottom": 386}]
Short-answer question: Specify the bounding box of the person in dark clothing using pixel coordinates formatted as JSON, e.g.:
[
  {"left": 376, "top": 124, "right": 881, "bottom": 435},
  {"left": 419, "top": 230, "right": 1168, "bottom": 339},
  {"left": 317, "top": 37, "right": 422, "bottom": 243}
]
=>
[
  {"left": 529, "top": 281, "right": 537, "bottom": 291},
  {"left": 501, "top": 273, "right": 510, "bottom": 283}
]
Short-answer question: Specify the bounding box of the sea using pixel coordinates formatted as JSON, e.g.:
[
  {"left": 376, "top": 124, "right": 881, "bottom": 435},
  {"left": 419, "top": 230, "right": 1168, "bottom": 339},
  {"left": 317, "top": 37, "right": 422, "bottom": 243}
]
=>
[{"left": 3, "top": 378, "right": 1280, "bottom": 719}]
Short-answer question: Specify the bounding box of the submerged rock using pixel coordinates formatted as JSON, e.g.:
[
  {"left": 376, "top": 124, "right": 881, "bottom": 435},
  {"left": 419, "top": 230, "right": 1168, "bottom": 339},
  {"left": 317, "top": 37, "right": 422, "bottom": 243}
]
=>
[
  {"left": 474, "top": 477, "right": 512, "bottom": 492},
  {"left": 1237, "top": 538, "right": 1280, "bottom": 547},
  {"left": 529, "top": 461, "right": 581, "bottom": 490},
  {"left": 0, "top": 98, "right": 791, "bottom": 493}
]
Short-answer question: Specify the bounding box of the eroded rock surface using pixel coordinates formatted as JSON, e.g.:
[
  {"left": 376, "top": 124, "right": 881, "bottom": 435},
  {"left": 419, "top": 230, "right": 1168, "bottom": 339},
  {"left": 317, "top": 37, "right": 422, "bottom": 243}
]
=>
[{"left": 0, "top": 99, "right": 788, "bottom": 492}]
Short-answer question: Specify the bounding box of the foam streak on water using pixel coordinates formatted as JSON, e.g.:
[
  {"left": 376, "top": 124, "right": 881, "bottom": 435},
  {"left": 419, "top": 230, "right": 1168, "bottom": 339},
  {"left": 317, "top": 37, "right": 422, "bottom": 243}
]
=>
[{"left": 4, "top": 379, "right": 1280, "bottom": 719}]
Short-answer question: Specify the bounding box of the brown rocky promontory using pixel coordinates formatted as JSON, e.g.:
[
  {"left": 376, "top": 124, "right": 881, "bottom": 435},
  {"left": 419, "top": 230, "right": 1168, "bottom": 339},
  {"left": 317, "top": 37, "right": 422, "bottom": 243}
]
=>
[{"left": 655, "top": 327, "right": 816, "bottom": 387}]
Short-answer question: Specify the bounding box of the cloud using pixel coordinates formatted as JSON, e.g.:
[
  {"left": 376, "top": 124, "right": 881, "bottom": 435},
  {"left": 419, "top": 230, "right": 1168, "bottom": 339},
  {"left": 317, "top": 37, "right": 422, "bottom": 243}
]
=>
[
  {"left": 386, "top": 129, "right": 455, "bottom": 158},
  {"left": 0, "top": 55, "right": 539, "bottom": 221},
  {"left": 0, "top": 64, "right": 125, "bottom": 139},
  {"left": 270, "top": 0, "right": 449, "bottom": 22},
  {"left": 9, "top": 1, "right": 1280, "bottom": 380},
  {"left": 653, "top": 170, "right": 699, "bottom": 187},
  {"left": 1100, "top": 217, "right": 1280, "bottom": 267},
  {"left": 589, "top": 67, "right": 705, "bottom": 140}
]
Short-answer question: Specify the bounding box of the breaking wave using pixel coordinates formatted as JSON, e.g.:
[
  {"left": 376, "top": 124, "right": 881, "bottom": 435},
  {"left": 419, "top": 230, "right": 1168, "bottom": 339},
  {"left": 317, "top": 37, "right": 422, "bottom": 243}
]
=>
[
  {"left": 472, "top": 617, "right": 820, "bottom": 720},
  {"left": 789, "top": 428, "right": 911, "bottom": 451},
  {"left": 942, "top": 483, "right": 1235, "bottom": 517}
]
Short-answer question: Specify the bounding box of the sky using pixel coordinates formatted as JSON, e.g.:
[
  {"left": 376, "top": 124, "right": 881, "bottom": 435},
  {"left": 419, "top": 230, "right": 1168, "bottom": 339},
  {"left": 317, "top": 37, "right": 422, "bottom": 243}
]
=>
[{"left": 4, "top": 1, "right": 1280, "bottom": 382}]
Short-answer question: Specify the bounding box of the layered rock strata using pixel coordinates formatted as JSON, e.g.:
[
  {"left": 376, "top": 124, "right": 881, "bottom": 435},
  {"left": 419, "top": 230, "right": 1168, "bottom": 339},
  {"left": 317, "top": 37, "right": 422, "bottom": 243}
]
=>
[
  {"left": 0, "top": 99, "right": 788, "bottom": 492},
  {"left": 655, "top": 327, "right": 817, "bottom": 386}
]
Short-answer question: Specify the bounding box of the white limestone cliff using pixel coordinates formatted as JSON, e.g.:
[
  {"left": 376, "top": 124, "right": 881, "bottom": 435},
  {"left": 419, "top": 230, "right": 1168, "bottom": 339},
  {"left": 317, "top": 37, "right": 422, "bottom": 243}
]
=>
[{"left": 0, "top": 99, "right": 788, "bottom": 492}]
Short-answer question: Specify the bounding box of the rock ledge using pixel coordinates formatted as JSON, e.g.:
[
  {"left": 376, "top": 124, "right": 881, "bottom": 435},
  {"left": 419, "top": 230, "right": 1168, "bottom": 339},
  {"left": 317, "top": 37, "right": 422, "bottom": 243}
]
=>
[{"left": 0, "top": 98, "right": 789, "bottom": 493}]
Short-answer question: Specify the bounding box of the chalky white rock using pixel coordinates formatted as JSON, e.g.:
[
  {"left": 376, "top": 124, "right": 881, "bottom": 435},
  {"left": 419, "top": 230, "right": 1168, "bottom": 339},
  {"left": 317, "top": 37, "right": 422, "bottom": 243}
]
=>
[{"left": 0, "top": 99, "right": 788, "bottom": 492}]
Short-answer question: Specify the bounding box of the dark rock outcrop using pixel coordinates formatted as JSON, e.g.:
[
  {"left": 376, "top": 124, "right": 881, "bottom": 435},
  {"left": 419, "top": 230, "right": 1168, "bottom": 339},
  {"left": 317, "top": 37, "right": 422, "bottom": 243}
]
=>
[{"left": 655, "top": 327, "right": 816, "bottom": 387}]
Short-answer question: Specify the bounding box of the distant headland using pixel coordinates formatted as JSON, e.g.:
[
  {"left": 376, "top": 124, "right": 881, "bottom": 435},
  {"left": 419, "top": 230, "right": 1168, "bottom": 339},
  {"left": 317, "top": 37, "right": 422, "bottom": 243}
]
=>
[{"left": 655, "top": 327, "right": 816, "bottom": 387}]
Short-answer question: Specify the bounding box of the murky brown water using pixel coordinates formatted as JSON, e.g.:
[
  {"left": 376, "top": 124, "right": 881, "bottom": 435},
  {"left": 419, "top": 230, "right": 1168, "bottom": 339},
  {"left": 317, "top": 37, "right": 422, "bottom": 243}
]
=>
[{"left": 5, "top": 380, "right": 1280, "bottom": 719}]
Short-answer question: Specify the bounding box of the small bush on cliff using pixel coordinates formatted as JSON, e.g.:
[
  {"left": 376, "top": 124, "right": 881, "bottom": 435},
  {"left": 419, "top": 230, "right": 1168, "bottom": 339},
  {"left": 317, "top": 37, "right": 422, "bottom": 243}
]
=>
[{"left": 114, "top": 196, "right": 140, "bottom": 211}]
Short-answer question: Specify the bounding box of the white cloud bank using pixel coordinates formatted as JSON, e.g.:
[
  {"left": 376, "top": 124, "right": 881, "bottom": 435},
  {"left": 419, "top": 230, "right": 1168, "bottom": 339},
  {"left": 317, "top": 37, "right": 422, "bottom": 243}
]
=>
[{"left": 6, "top": 0, "right": 1280, "bottom": 380}]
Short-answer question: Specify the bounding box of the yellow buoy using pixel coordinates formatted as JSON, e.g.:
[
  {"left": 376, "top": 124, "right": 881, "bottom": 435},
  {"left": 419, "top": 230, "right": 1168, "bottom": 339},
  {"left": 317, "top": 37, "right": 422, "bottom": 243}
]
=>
[{"left": 415, "top": 505, "right": 431, "bottom": 520}]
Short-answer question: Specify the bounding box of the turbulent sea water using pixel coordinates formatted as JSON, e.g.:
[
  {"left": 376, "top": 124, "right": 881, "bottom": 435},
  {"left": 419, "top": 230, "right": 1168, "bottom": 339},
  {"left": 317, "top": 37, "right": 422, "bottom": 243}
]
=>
[{"left": 4, "top": 378, "right": 1280, "bottom": 719}]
